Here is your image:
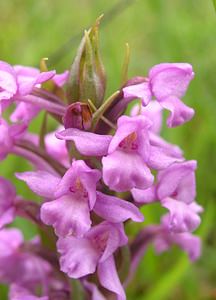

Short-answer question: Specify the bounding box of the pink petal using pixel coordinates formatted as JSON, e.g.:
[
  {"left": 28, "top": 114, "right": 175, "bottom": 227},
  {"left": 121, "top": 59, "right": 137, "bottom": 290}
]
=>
[
  {"left": 57, "top": 236, "right": 99, "bottom": 278},
  {"left": 102, "top": 151, "right": 154, "bottom": 192},
  {"left": 41, "top": 194, "right": 91, "bottom": 237},
  {"left": 98, "top": 256, "right": 126, "bottom": 300},
  {"left": 156, "top": 161, "right": 197, "bottom": 203},
  {"left": 150, "top": 63, "right": 194, "bottom": 99},
  {"left": 56, "top": 128, "right": 112, "bottom": 156},
  {"left": 16, "top": 171, "right": 60, "bottom": 198},
  {"left": 54, "top": 160, "right": 101, "bottom": 209},
  {"left": 162, "top": 198, "right": 201, "bottom": 233},
  {"left": 53, "top": 70, "right": 69, "bottom": 87},
  {"left": 94, "top": 192, "right": 144, "bottom": 223},
  {"left": 131, "top": 186, "right": 156, "bottom": 204},
  {"left": 123, "top": 81, "right": 151, "bottom": 106},
  {"left": 159, "top": 96, "right": 194, "bottom": 127},
  {"left": 148, "top": 145, "right": 184, "bottom": 170}
]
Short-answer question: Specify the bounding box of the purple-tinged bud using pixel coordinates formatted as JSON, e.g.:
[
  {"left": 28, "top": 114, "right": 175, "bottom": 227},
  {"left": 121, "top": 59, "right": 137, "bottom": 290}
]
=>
[{"left": 63, "top": 102, "right": 92, "bottom": 130}]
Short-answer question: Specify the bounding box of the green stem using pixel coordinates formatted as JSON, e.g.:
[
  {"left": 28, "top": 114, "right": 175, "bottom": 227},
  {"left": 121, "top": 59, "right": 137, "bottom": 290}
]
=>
[{"left": 91, "top": 90, "right": 120, "bottom": 129}]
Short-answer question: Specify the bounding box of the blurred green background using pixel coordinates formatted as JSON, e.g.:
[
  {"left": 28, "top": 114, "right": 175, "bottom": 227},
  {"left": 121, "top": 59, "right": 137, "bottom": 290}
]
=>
[{"left": 0, "top": 0, "right": 216, "bottom": 299}]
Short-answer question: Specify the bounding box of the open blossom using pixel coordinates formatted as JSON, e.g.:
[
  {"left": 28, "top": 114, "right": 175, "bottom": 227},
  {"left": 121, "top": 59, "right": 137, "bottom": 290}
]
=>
[
  {"left": 0, "top": 228, "right": 52, "bottom": 286},
  {"left": 57, "top": 222, "right": 127, "bottom": 300},
  {"left": 102, "top": 115, "right": 154, "bottom": 192},
  {"left": 161, "top": 198, "right": 202, "bottom": 233},
  {"left": 17, "top": 160, "right": 144, "bottom": 237},
  {"left": 153, "top": 215, "right": 202, "bottom": 261},
  {"left": 123, "top": 63, "right": 195, "bottom": 127},
  {"left": 9, "top": 68, "right": 69, "bottom": 125},
  {"left": 0, "top": 62, "right": 55, "bottom": 104},
  {"left": 156, "top": 160, "right": 197, "bottom": 204},
  {"left": 17, "top": 160, "right": 101, "bottom": 237}
]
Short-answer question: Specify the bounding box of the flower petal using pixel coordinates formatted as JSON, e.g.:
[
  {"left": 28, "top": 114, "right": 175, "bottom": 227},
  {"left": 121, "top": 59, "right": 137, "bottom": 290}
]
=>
[
  {"left": 53, "top": 70, "right": 69, "bottom": 87},
  {"left": 174, "top": 232, "right": 201, "bottom": 261},
  {"left": 108, "top": 115, "right": 151, "bottom": 156},
  {"left": 159, "top": 96, "right": 194, "bottom": 127},
  {"left": 86, "top": 222, "right": 128, "bottom": 263},
  {"left": 55, "top": 160, "right": 101, "bottom": 209},
  {"left": 150, "top": 63, "right": 194, "bottom": 99},
  {"left": 102, "top": 151, "right": 154, "bottom": 192},
  {"left": 17, "top": 69, "right": 56, "bottom": 96},
  {"left": 56, "top": 128, "right": 112, "bottom": 156},
  {"left": 16, "top": 171, "right": 60, "bottom": 199},
  {"left": 98, "top": 256, "right": 126, "bottom": 300},
  {"left": 41, "top": 194, "right": 91, "bottom": 237},
  {"left": 94, "top": 192, "right": 144, "bottom": 223},
  {"left": 148, "top": 145, "right": 184, "bottom": 170},
  {"left": 123, "top": 81, "right": 151, "bottom": 106},
  {"left": 156, "top": 161, "right": 197, "bottom": 203},
  {"left": 162, "top": 198, "right": 201, "bottom": 233},
  {"left": 57, "top": 236, "right": 99, "bottom": 278},
  {"left": 131, "top": 186, "right": 156, "bottom": 204},
  {"left": 149, "top": 132, "right": 183, "bottom": 158}
]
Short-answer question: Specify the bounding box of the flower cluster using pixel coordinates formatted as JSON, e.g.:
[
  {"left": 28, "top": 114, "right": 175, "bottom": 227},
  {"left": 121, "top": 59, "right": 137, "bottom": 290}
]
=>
[{"left": 0, "top": 22, "right": 202, "bottom": 300}]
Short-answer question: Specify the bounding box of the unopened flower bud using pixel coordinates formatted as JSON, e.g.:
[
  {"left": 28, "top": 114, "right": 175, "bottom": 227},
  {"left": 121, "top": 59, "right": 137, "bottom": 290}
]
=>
[
  {"left": 63, "top": 102, "right": 92, "bottom": 130},
  {"left": 66, "top": 17, "right": 106, "bottom": 107}
]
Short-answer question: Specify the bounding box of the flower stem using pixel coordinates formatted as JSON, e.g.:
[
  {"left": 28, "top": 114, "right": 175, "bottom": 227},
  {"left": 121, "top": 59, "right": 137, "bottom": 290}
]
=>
[{"left": 14, "top": 95, "right": 66, "bottom": 116}]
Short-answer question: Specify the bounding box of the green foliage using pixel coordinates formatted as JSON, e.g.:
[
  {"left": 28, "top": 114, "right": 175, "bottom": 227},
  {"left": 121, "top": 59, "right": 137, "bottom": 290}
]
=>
[{"left": 0, "top": 0, "right": 216, "bottom": 299}]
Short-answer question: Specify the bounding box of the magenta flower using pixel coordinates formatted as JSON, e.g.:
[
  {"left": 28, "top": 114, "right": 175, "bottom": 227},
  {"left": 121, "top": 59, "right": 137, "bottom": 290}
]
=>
[
  {"left": 161, "top": 198, "right": 202, "bottom": 233},
  {"left": 154, "top": 216, "right": 201, "bottom": 261},
  {"left": 0, "top": 62, "right": 55, "bottom": 103},
  {"left": 17, "top": 160, "right": 144, "bottom": 237},
  {"left": 9, "top": 68, "right": 68, "bottom": 125},
  {"left": 0, "top": 228, "right": 51, "bottom": 286},
  {"left": 102, "top": 115, "right": 154, "bottom": 192},
  {"left": 0, "top": 177, "right": 16, "bottom": 228},
  {"left": 13, "top": 65, "right": 55, "bottom": 96},
  {"left": 57, "top": 222, "right": 127, "bottom": 300},
  {"left": 56, "top": 127, "right": 112, "bottom": 157},
  {"left": 17, "top": 160, "right": 101, "bottom": 237},
  {"left": 0, "top": 34, "right": 202, "bottom": 299},
  {"left": 156, "top": 160, "right": 197, "bottom": 204},
  {"left": 123, "top": 63, "right": 195, "bottom": 127}
]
